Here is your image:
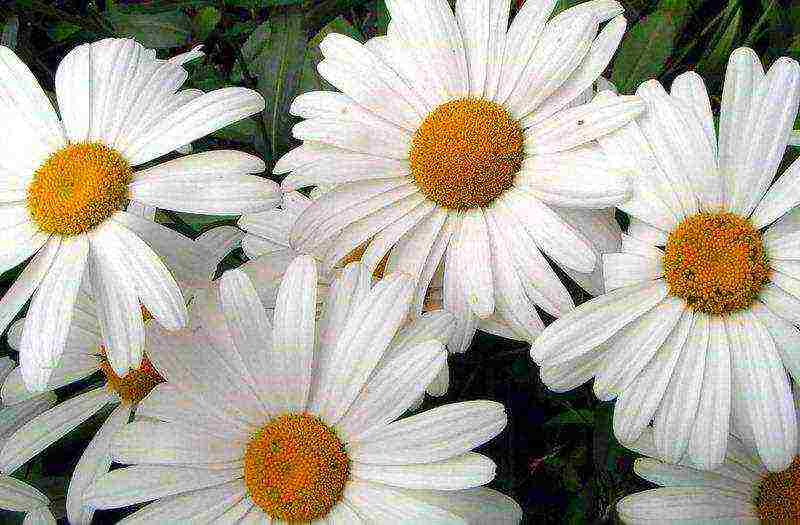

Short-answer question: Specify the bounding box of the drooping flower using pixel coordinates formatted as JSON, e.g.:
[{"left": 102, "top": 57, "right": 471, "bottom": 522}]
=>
[
  {"left": 532, "top": 48, "right": 800, "bottom": 471},
  {"left": 0, "top": 38, "right": 279, "bottom": 390}
]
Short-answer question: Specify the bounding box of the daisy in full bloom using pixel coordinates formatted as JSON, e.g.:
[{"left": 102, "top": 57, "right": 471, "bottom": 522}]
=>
[
  {"left": 0, "top": 227, "right": 241, "bottom": 525},
  {"left": 0, "top": 38, "right": 280, "bottom": 391},
  {"left": 532, "top": 48, "right": 800, "bottom": 471},
  {"left": 0, "top": 358, "right": 57, "bottom": 524},
  {"left": 275, "top": 0, "right": 638, "bottom": 353},
  {"left": 615, "top": 402, "right": 800, "bottom": 524},
  {"left": 83, "top": 256, "right": 520, "bottom": 523}
]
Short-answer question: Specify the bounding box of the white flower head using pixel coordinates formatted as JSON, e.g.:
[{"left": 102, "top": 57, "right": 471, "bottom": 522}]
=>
[
  {"left": 274, "top": 0, "right": 635, "bottom": 353},
  {"left": 83, "top": 256, "right": 520, "bottom": 523},
  {"left": 533, "top": 48, "right": 800, "bottom": 472},
  {"left": 0, "top": 38, "right": 280, "bottom": 391}
]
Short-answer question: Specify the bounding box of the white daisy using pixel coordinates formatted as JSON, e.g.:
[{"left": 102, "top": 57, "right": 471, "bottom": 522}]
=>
[
  {"left": 0, "top": 358, "right": 56, "bottom": 524},
  {"left": 0, "top": 228, "right": 240, "bottom": 525},
  {"left": 532, "top": 48, "right": 800, "bottom": 472},
  {"left": 83, "top": 256, "right": 520, "bottom": 523},
  {"left": 615, "top": 411, "right": 800, "bottom": 523},
  {"left": 0, "top": 38, "right": 280, "bottom": 390},
  {"left": 275, "top": 0, "right": 636, "bottom": 353}
]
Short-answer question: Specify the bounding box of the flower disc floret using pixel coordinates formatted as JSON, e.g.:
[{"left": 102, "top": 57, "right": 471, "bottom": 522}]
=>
[
  {"left": 27, "top": 142, "right": 132, "bottom": 235},
  {"left": 244, "top": 413, "right": 349, "bottom": 521},
  {"left": 98, "top": 351, "right": 164, "bottom": 405},
  {"left": 410, "top": 98, "right": 523, "bottom": 209},
  {"left": 757, "top": 455, "right": 800, "bottom": 522},
  {"left": 663, "top": 212, "right": 769, "bottom": 315}
]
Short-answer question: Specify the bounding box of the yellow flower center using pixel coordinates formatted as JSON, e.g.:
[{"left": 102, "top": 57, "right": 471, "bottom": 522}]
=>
[
  {"left": 27, "top": 142, "right": 132, "bottom": 236},
  {"left": 662, "top": 212, "right": 769, "bottom": 315},
  {"left": 98, "top": 351, "right": 164, "bottom": 405},
  {"left": 410, "top": 98, "right": 523, "bottom": 209},
  {"left": 244, "top": 413, "right": 349, "bottom": 522},
  {"left": 756, "top": 455, "right": 800, "bottom": 522}
]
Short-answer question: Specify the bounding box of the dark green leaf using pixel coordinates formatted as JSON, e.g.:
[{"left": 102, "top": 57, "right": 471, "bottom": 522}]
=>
[
  {"left": 544, "top": 409, "right": 594, "bottom": 428},
  {"left": 374, "top": 0, "right": 390, "bottom": 34},
  {"left": 1, "top": 16, "right": 18, "bottom": 49},
  {"left": 106, "top": 9, "right": 192, "bottom": 49},
  {"left": 193, "top": 6, "right": 221, "bottom": 41},
  {"left": 696, "top": 7, "right": 741, "bottom": 78},
  {"left": 47, "top": 21, "right": 81, "bottom": 42},
  {"left": 612, "top": 10, "right": 678, "bottom": 93},
  {"left": 252, "top": 11, "right": 308, "bottom": 162}
]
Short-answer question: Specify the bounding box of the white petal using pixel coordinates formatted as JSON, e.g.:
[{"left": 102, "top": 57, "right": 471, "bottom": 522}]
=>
[
  {"left": 384, "top": 0, "right": 468, "bottom": 101},
  {"left": 88, "top": 231, "right": 144, "bottom": 376},
  {"left": 504, "top": 12, "right": 597, "bottom": 119},
  {"left": 314, "top": 273, "right": 414, "bottom": 424},
  {"left": 0, "top": 475, "right": 48, "bottom": 512},
  {"left": 124, "top": 87, "right": 265, "bottom": 166},
  {"left": 84, "top": 465, "right": 241, "bottom": 510},
  {"left": 442, "top": 235, "right": 478, "bottom": 354},
  {"left": 733, "top": 57, "right": 800, "bottom": 217},
  {"left": 633, "top": 458, "right": 752, "bottom": 495},
  {"left": 613, "top": 310, "right": 694, "bottom": 445},
  {"left": 94, "top": 220, "right": 187, "bottom": 331},
  {"left": 67, "top": 403, "right": 131, "bottom": 525},
  {"left": 0, "top": 237, "right": 60, "bottom": 336},
  {"left": 350, "top": 400, "right": 506, "bottom": 464},
  {"left": 456, "top": 0, "right": 509, "bottom": 99},
  {"left": 451, "top": 211, "right": 494, "bottom": 318},
  {"left": 670, "top": 71, "right": 717, "bottom": 161},
  {"left": 395, "top": 487, "right": 522, "bottom": 525},
  {"left": 352, "top": 452, "right": 495, "bottom": 490},
  {"left": 130, "top": 151, "right": 277, "bottom": 215},
  {"left": 336, "top": 340, "right": 447, "bottom": 440},
  {"left": 496, "top": 189, "right": 595, "bottom": 273},
  {"left": 525, "top": 94, "right": 645, "bottom": 154},
  {"left": 616, "top": 487, "right": 756, "bottom": 522},
  {"left": 317, "top": 35, "right": 425, "bottom": 130},
  {"left": 270, "top": 255, "right": 317, "bottom": 412},
  {"left": 193, "top": 226, "right": 243, "bottom": 280},
  {"left": 685, "top": 316, "right": 731, "bottom": 471},
  {"left": 19, "top": 236, "right": 88, "bottom": 390},
  {"left": 292, "top": 117, "right": 411, "bottom": 160},
  {"left": 603, "top": 252, "right": 663, "bottom": 292},
  {"left": 344, "top": 480, "right": 465, "bottom": 524},
  {"left": 718, "top": 47, "right": 765, "bottom": 211},
  {"left": 0, "top": 46, "right": 65, "bottom": 173},
  {"left": 751, "top": 156, "right": 800, "bottom": 229},
  {"left": 531, "top": 280, "right": 668, "bottom": 365},
  {"left": 654, "top": 314, "right": 709, "bottom": 463},
  {"left": 0, "top": 220, "right": 49, "bottom": 275},
  {"left": 115, "top": 481, "right": 247, "bottom": 525},
  {"left": 754, "top": 299, "right": 800, "bottom": 383},
  {"left": 727, "top": 309, "right": 797, "bottom": 471},
  {"left": 111, "top": 420, "right": 243, "bottom": 466},
  {"left": 0, "top": 387, "right": 114, "bottom": 474},
  {"left": 525, "top": 15, "right": 626, "bottom": 127}
]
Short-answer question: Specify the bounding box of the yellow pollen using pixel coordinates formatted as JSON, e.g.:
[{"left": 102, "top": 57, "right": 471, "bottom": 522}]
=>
[
  {"left": 662, "top": 212, "right": 769, "bottom": 315},
  {"left": 244, "top": 413, "right": 349, "bottom": 522},
  {"left": 27, "top": 142, "right": 132, "bottom": 236},
  {"left": 337, "top": 241, "right": 389, "bottom": 279},
  {"left": 98, "top": 350, "right": 164, "bottom": 405},
  {"left": 410, "top": 98, "right": 523, "bottom": 209},
  {"left": 756, "top": 455, "right": 800, "bottom": 522}
]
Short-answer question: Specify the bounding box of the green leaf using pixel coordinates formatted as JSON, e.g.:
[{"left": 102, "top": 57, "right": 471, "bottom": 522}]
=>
[
  {"left": 1, "top": 16, "right": 18, "bottom": 49},
  {"left": 251, "top": 11, "right": 308, "bottom": 162},
  {"left": 696, "top": 6, "right": 741, "bottom": 78},
  {"left": 48, "top": 21, "right": 82, "bottom": 42},
  {"left": 374, "top": 0, "right": 390, "bottom": 33},
  {"left": 298, "top": 16, "right": 364, "bottom": 94},
  {"left": 544, "top": 409, "right": 594, "bottom": 428},
  {"left": 193, "top": 6, "right": 221, "bottom": 41},
  {"left": 612, "top": 10, "right": 678, "bottom": 93},
  {"left": 106, "top": 9, "right": 192, "bottom": 49}
]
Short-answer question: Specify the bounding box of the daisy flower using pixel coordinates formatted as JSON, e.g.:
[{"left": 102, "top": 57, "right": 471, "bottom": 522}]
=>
[
  {"left": 83, "top": 256, "right": 520, "bottom": 523},
  {"left": 0, "top": 38, "right": 280, "bottom": 391},
  {"left": 532, "top": 48, "right": 800, "bottom": 471},
  {"left": 615, "top": 411, "right": 800, "bottom": 523},
  {"left": 0, "top": 228, "right": 240, "bottom": 525},
  {"left": 275, "top": 0, "right": 638, "bottom": 352}
]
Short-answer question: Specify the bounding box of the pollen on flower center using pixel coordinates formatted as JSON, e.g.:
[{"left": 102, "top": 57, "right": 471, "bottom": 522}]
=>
[
  {"left": 244, "top": 413, "right": 349, "bottom": 522},
  {"left": 756, "top": 455, "right": 800, "bottom": 522},
  {"left": 98, "top": 350, "right": 164, "bottom": 405},
  {"left": 27, "top": 142, "right": 132, "bottom": 236},
  {"left": 663, "top": 212, "right": 769, "bottom": 315},
  {"left": 410, "top": 98, "right": 524, "bottom": 209}
]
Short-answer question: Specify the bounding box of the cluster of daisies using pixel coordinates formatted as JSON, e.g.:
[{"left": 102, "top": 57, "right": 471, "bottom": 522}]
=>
[{"left": 1, "top": 0, "right": 799, "bottom": 522}]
